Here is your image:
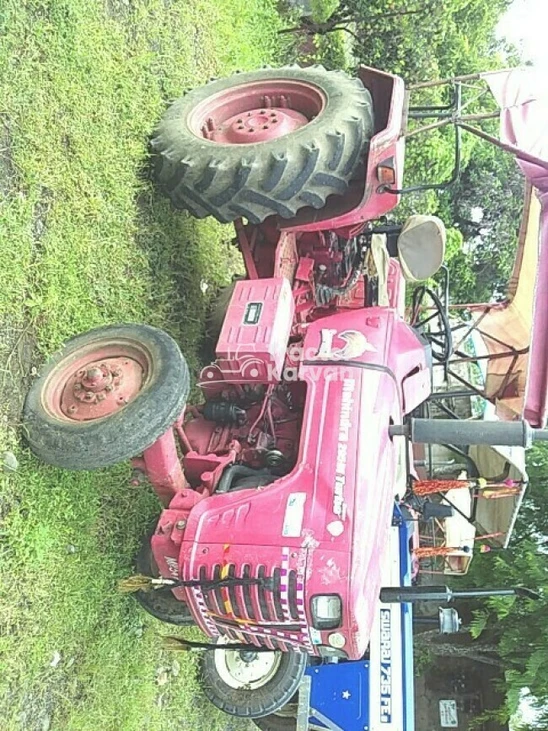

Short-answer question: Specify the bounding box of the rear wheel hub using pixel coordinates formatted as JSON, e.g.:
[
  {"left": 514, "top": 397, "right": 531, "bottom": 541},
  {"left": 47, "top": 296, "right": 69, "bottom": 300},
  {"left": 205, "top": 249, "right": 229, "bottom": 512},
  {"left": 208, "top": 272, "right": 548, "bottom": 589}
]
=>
[
  {"left": 209, "top": 107, "right": 308, "bottom": 144},
  {"left": 189, "top": 79, "right": 325, "bottom": 146}
]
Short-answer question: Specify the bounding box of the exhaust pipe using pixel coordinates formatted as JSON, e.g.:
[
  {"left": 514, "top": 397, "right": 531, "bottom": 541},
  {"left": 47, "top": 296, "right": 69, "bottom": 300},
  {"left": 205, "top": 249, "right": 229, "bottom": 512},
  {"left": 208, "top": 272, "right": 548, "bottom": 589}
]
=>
[
  {"left": 380, "top": 585, "right": 540, "bottom": 604},
  {"left": 390, "top": 418, "right": 548, "bottom": 448}
]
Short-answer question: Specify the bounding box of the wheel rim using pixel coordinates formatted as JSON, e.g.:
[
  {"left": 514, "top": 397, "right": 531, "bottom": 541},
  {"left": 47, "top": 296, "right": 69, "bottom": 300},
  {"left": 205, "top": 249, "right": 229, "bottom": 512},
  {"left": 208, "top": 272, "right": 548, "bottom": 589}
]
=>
[
  {"left": 42, "top": 338, "right": 153, "bottom": 423},
  {"left": 188, "top": 79, "right": 325, "bottom": 144},
  {"left": 214, "top": 643, "right": 282, "bottom": 690}
]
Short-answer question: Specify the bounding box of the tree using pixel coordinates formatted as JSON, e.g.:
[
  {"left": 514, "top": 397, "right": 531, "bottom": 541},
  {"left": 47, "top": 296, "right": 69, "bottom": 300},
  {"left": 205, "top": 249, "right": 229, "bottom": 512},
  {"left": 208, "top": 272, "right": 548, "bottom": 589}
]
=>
[
  {"left": 512, "top": 444, "right": 548, "bottom": 549},
  {"left": 464, "top": 543, "right": 548, "bottom": 715},
  {"left": 439, "top": 141, "right": 525, "bottom": 303},
  {"left": 280, "top": 1, "right": 435, "bottom": 46}
]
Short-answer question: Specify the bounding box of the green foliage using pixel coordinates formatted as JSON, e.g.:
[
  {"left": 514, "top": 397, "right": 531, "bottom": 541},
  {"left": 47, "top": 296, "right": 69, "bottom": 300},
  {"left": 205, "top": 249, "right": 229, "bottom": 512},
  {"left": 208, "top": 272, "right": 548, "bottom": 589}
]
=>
[
  {"left": 309, "top": 0, "right": 340, "bottom": 23},
  {"left": 450, "top": 361, "right": 548, "bottom": 721},
  {"left": 465, "top": 544, "right": 548, "bottom": 715},
  {"left": 469, "top": 609, "right": 489, "bottom": 639},
  {"left": 0, "top": 0, "right": 281, "bottom": 728},
  {"left": 413, "top": 643, "right": 434, "bottom": 674},
  {"left": 515, "top": 445, "right": 548, "bottom": 549},
  {"left": 303, "top": 0, "right": 513, "bottom": 81},
  {"left": 513, "top": 710, "right": 548, "bottom": 731},
  {"left": 314, "top": 30, "right": 348, "bottom": 70},
  {"left": 439, "top": 141, "right": 525, "bottom": 303},
  {"left": 468, "top": 706, "right": 514, "bottom": 730}
]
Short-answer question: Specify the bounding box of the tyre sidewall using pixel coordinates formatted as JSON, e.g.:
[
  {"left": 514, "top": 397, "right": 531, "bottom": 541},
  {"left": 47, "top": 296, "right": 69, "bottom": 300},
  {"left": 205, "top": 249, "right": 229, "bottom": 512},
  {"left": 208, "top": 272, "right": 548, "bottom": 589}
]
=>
[
  {"left": 133, "top": 528, "right": 194, "bottom": 626},
  {"left": 201, "top": 647, "right": 307, "bottom": 719},
  {"left": 23, "top": 324, "right": 189, "bottom": 470},
  {"left": 159, "top": 66, "right": 369, "bottom": 156}
]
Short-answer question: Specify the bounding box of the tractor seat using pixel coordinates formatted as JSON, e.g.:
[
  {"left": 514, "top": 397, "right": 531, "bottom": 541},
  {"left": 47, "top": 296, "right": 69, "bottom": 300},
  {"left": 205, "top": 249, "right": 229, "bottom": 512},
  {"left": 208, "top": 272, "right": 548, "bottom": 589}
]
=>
[{"left": 397, "top": 215, "right": 446, "bottom": 282}]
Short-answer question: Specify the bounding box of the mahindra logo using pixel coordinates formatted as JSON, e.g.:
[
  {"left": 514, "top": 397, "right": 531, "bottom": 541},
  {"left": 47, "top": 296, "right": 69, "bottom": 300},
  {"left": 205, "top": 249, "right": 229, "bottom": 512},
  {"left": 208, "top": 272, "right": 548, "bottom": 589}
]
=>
[{"left": 313, "top": 329, "right": 377, "bottom": 360}]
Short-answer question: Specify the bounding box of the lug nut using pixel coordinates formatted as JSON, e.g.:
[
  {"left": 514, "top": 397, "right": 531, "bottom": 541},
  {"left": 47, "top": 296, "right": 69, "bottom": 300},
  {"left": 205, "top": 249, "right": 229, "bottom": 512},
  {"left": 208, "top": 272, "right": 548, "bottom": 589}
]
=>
[
  {"left": 97, "top": 393, "right": 106, "bottom": 402},
  {"left": 105, "top": 384, "right": 113, "bottom": 392}
]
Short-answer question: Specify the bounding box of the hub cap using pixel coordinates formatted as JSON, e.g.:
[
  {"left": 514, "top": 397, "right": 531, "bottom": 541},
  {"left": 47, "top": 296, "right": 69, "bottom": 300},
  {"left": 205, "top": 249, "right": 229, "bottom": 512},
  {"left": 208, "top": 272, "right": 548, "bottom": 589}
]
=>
[
  {"left": 214, "top": 643, "right": 282, "bottom": 690},
  {"left": 211, "top": 107, "right": 308, "bottom": 144},
  {"left": 42, "top": 340, "right": 152, "bottom": 422}
]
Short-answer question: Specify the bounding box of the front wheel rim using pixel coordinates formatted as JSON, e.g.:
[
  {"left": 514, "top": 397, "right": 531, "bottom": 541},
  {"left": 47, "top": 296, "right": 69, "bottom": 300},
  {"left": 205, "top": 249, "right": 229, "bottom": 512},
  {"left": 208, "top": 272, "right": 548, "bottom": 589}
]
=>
[
  {"left": 214, "top": 645, "right": 282, "bottom": 690},
  {"left": 41, "top": 338, "right": 153, "bottom": 423}
]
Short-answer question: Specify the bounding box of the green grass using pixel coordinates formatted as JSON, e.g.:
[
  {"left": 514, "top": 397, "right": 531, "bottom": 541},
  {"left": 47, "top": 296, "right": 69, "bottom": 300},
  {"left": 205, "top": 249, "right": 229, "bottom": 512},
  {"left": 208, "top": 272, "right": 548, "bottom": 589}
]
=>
[{"left": 0, "top": 0, "right": 284, "bottom": 728}]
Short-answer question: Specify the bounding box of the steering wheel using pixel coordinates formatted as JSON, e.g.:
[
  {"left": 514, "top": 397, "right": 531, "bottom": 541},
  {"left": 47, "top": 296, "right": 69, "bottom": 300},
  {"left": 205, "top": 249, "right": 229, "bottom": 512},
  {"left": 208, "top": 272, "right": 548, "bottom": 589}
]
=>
[{"left": 410, "top": 285, "right": 453, "bottom": 366}]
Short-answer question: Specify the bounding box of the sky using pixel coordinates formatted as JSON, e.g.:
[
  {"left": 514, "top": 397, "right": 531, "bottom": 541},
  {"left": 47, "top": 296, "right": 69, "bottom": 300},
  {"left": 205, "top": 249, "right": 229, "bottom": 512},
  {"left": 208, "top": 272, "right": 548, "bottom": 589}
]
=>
[{"left": 497, "top": 0, "right": 548, "bottom": 71}]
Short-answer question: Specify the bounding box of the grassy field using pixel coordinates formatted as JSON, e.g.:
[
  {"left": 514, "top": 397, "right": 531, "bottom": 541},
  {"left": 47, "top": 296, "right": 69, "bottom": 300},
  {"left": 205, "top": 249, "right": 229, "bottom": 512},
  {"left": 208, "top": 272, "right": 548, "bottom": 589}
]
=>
[{"left": 0, "top": 1, "right": 285, "bottom": 729}]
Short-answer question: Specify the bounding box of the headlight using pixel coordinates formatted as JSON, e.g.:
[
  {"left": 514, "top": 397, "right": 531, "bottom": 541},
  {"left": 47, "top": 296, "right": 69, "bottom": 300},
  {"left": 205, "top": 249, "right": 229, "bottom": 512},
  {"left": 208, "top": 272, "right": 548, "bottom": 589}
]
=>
[
  {"left": 328, "top": 632, "right": 346, "bottom": 649},
  {"left": 310, "top": 594, "right": 342, "bottom": 630}
]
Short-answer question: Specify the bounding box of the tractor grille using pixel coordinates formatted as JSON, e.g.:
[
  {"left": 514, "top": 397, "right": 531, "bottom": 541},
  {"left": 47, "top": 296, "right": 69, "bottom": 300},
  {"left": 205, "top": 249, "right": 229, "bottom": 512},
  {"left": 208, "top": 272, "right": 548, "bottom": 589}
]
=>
[
  {"left": 221, "top": 624, "right": 291, "bottom": 651},
  {"left": 198, "top": 562, "right": 300, "bottom": 626}
]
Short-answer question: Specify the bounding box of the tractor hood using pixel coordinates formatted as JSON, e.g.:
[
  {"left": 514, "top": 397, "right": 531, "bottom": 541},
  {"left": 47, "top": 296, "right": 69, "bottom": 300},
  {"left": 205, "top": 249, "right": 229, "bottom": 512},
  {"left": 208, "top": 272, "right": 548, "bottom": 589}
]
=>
[{"left": 178, "top": 308, "right": 427, "bottom": 659}]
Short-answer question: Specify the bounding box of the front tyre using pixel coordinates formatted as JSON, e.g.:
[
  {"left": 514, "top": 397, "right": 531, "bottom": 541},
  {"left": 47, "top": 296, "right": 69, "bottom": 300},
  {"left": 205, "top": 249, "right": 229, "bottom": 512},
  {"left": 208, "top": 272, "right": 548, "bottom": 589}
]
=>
[
  {"left": 133, "top": 527, "right": 194, "bottom": 626},
  {"left": 201, "top": 642, "right": 307, "bottom": 719},
  {"left": 23, "top": 324, "right": 189, "bottom": 470},
  {"left": 252, "top": 703, "right": 298, "bottom": 730}
]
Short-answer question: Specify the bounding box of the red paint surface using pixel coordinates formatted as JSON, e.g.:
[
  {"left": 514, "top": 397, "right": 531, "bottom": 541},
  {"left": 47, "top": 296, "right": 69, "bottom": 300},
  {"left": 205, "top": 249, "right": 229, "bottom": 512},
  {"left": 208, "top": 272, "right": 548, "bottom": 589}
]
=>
[
  {"left": 188, "top": 78, "right": 324, "bottom": 144},
  {"left": 43, "top": 343, "right": 149, "bottom": 422}
]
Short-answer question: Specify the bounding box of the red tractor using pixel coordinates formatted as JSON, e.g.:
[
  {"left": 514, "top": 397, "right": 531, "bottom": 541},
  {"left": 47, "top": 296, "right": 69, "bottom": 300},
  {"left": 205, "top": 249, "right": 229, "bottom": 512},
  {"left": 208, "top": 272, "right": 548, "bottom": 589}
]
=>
[{"left": 23, "top": 65, "right": 451, "bottom": 720}]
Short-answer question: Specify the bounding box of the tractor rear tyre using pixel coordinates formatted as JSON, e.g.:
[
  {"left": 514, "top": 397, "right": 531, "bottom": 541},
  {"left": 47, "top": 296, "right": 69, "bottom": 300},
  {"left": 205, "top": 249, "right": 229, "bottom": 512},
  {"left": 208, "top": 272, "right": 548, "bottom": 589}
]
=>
[
  {"left": 201, "top": 642, "right": 307, "bottom": 719},
  {"left": 133, "top": 527, "right": 194, "bottom": 626},
  {"left": 153, "top": 65, "right": 374, "bottom": 224},
  {"left": 23, "top": 324, "right": 189, "bottom": 470}
]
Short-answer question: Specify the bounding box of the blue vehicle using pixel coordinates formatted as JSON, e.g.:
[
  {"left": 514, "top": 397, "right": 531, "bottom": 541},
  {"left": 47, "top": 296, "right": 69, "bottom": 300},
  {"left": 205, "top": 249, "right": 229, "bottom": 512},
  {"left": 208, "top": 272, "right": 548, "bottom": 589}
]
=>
[{"left": 253, "top": 506, "right": 415, "bottom": 731}]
